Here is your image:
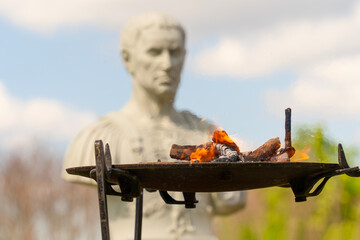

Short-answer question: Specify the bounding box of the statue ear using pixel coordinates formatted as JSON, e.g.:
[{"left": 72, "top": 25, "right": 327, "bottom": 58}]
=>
[{"left": 122, "top": 49, "right": 133, "bottom": 73}]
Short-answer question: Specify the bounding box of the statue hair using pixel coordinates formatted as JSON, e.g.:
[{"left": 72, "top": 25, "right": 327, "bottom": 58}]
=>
[{"left": 120, "top": 13, "right": 186, "bottom": 53}]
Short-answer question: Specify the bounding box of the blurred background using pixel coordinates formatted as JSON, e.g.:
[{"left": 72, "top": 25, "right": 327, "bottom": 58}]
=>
[{"left": 1, "top": 0, "right": 360, "bottom": 239}]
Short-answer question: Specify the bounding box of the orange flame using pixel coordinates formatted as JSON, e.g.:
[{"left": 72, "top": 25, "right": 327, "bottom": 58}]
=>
[
  {"left": 212, "top": 130, "right": 240, "bottom": 153},
  {"left": 291, "top": 147, "right": 310, "bottom": 162},
  {"left": 190, "top": 144, "right": 215, "bottom": 163},
  {"left": 189, "top": 130, "right": 240, "bottom": 162}
]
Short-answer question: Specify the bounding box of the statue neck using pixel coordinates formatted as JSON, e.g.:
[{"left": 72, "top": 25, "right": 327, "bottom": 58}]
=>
[{"left": 125, "top": 84, "right": 177, "bottom": 120}]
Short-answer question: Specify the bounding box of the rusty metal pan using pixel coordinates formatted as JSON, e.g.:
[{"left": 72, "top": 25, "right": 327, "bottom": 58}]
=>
[{"left": 67, "top": 161, "right": 341, "bottom": 192}]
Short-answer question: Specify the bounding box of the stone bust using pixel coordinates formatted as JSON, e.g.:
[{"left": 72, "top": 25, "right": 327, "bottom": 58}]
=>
[{"left": 62, "top": 13, "right": 245, "bottom": 240}]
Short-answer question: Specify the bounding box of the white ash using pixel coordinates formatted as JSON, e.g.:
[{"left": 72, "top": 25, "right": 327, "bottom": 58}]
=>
[
  {"left": 212, "top": 143, "right": 243, "bottom": 162},
  {"left": 270, "top": 152, "right": 290, "bottom": 162}
]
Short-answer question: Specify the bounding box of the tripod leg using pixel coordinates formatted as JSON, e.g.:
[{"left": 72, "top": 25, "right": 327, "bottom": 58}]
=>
[
  {"left": 134, "top": 189, "right": 143, "bottom": 240},
  {"left": 95, "top": 140, "right": 111, "bottom": 240}
]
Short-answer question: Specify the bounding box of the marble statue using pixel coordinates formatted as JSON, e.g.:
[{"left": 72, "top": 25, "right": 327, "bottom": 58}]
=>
[{"left": 62, "top": 13, "right": 246, "bottom": 240}]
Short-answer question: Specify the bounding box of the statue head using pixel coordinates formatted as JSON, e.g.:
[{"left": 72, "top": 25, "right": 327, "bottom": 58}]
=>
[{"left": 121, "top": 13, "right": 186, "bottom": 99}]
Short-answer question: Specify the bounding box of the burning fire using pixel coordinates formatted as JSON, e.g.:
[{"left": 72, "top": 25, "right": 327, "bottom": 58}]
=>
[
  {"left": 190, "top": 144, "right": 215, "bottom": 163},
  {"left": 291, "top": 147, "right": 310, "bottom": 162},
  {"left": 212, "top": 130, "right": 240, "bottom": 153},
  {"left": 190, "top": 130, "right": 239, "bottom": 163}
]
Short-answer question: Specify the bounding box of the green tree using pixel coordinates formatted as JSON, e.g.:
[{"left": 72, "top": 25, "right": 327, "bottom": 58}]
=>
[{"left": 293, "top": 124, "right": 338, "bottom": 163}]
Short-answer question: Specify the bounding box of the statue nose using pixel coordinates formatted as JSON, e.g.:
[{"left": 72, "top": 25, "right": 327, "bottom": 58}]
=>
[{"left": 160, "top": 50, "right": 172, "bottom": 70}]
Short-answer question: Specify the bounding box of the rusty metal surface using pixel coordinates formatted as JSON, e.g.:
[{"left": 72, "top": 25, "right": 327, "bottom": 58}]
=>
[
  {"left": 94, "top": 140, "right": 110, "bottom": 240},
  {"left": 67, "top": 161, "right": 341, "bottom": 192}
]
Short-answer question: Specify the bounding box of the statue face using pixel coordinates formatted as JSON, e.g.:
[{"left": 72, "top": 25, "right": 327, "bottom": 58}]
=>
[{"left": 130, "top": 28, "right": 185, "bottom": 98}]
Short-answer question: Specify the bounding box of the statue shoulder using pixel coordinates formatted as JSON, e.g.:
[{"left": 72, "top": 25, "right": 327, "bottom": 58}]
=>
[
  {"left": 180, "top": 110, "right": 216, "bottom": 132},
  {"left": 72, "top": 112, "right": 127, "bottom": 146},
  {"left": 62, "top": 111, "right": 133, "bottom": 184}
]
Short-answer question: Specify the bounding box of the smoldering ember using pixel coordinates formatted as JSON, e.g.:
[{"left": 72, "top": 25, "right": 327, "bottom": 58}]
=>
[
  {"left": 170, "top": 131, "right": 291, "bottom": 163},
  {"left": 170, "top": 108, "right": 295, "bottom": 163}
]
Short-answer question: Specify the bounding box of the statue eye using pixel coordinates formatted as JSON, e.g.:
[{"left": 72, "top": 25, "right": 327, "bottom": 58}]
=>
[
  {"left": 170, "top": 48, "right": 181, "bottom": 57},
  {"left": 147, "top": 48, "right": 162, "bottom": 56}
]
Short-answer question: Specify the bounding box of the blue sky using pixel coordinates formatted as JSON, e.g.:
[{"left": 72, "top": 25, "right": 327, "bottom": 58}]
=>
[{"left": 1, "top": 0, "right": 359, "bottom": 161}]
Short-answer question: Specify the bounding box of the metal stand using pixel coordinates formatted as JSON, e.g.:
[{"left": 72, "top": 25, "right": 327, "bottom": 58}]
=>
[
  {"left": 289, "top": 144, "right": 360, "bottom": 202},
  {"left": 135, "top": 191, "right": 143, "bottom": 240},
  {"left": 93, "top": 140, "right": 143, "bottom": 240},
  {"left": 94, "top": 141, "right": 111, "bottom": 239},
  {"left": 75, "top": 139, "right": 360, "bottom": 240},
  {"left": 283, "top": 108, "right": 360, "bottom": 202},
  {"left": 91, "top": 140, "right": 199, "bottom": 240},
  {"left": 64, "top": 108, "right": 360, "bottom": 239}
]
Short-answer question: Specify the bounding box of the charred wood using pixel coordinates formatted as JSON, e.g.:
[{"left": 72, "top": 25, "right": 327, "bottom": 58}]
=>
[
  {"left": 244, "top": 137, "right": 281, "bottom": 162},
  {"left": 284, "top": 108, "right": 296, "bottom": 158},
  {"left": 170, "top": 137, "right": 290, "bottom": 162},
  {"left": 170, "top": 142, "right": 212, "bottom": 160},
  {"left": 170, "top": 144, "right": 197, "bottom": 160},
  {"left": 170, "top": 142, "right": 240, "bottom": 161}
]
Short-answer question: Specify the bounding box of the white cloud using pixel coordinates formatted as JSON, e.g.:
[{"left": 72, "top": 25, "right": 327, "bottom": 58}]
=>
[
  {"left": 188, "top": 1, "right": 360, "bottom": 124},
  {"left": 0, "top": 0, "right": 355, "bottom": 36},
  {"left": 0, "top": 82, "right": 96, "bottom": 152},
  {"left": 192, "top": 3, "right": 360, "bottom": 77},
  {"left": 265, "top": 55, "right": 360, "bottom": 119}
]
